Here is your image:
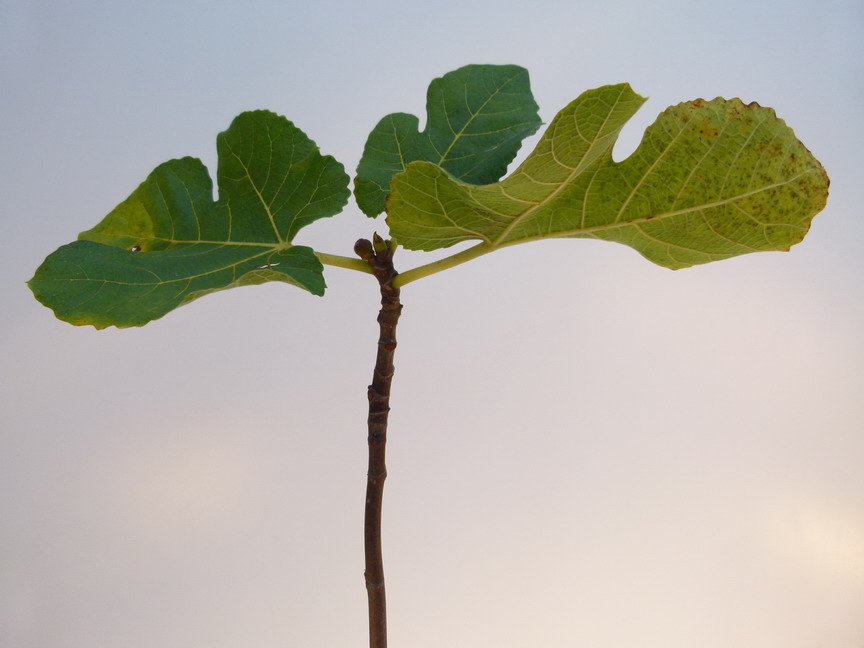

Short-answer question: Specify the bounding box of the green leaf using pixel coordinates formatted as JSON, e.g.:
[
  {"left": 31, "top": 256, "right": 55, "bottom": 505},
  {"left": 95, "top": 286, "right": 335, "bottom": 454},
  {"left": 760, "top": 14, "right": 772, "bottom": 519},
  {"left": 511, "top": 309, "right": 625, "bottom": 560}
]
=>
[
  {"left": 29, "top": 111, "right": 350, "bottom": 328},
  {"left": 386, "top": 84, "right": 829, "bottom": 269},
  {"left": 354, "top": 64, "right": 542, "bottom": 218}
]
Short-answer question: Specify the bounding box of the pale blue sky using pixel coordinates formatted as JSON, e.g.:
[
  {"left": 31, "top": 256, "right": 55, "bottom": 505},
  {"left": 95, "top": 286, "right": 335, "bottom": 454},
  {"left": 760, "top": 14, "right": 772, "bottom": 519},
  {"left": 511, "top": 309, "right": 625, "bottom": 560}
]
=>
[{"left": 2, "top": 1, "right": 862, "bottom": 646}]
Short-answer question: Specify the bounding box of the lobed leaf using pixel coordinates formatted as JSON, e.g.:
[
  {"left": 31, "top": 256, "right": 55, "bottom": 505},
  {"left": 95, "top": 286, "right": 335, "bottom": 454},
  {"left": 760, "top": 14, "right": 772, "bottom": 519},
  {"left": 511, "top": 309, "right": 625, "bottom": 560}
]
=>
[
  {"left": 354, "top": 64, "right": 542, "bottom": 217},
  {"left": 386, "top": 84, "right": 829, "bottom": 269},
  {"left": 29, "top": 111, "right": 350, "bottom": 328}
]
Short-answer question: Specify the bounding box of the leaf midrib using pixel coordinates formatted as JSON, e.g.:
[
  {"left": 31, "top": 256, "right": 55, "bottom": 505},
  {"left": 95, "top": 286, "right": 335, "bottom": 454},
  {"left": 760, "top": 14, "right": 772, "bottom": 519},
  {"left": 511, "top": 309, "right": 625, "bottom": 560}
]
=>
[
  {"left": 497, "top": 168, "right": 816, "bottom": 247},
  {"left": 63, "top": 245, "right": 276, "bottom": 287},
  {"left": 147, "top": 237, "right": 276, "bottom": 247}
]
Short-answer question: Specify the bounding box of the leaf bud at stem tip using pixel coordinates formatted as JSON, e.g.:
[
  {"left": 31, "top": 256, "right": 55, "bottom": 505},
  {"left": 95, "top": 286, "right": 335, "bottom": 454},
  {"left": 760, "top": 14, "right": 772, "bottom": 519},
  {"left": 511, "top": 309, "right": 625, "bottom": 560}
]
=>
[{"left": 372, "top": 233, "right": 389, "bottom": 253}]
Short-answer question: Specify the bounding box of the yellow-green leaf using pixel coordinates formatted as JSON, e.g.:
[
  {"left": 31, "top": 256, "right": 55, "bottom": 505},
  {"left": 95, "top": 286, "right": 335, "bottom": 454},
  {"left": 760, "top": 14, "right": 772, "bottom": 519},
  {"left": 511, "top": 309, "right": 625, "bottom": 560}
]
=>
[{"left": 387, "top": 84, "right": 829, "bottom": 269}]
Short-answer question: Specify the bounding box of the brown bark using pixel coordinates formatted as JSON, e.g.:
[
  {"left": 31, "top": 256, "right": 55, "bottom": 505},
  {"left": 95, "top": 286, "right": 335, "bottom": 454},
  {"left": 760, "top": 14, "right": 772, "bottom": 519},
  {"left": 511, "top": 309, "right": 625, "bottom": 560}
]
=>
[{"left": 355, "top": 235, "right": 402, "bottom": 648}]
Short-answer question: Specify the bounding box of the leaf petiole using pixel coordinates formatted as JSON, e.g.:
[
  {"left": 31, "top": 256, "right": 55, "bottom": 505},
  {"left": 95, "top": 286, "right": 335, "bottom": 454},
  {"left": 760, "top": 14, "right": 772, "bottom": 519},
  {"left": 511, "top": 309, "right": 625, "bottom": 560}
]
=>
[
  {"left": 315, "top": 251, "right": 376, "bottom": 274},
  {"left": 393, "top": 242, "right": 493, "bottom": 287},
  {"left": 318, "top": 242, "right": 500, "bottom": 287}
]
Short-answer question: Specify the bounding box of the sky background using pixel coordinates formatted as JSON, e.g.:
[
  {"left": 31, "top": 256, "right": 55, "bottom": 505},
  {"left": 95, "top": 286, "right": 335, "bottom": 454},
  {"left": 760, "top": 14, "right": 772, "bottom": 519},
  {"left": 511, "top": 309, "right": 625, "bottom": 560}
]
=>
[{"left": 1, "top": 0, "right": 862, "bottom": 646}]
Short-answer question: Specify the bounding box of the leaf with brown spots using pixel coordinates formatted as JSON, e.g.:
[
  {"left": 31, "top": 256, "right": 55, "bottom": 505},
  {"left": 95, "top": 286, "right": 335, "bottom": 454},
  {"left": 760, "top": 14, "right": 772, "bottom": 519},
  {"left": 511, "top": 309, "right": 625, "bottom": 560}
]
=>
[{"left": 386, "top": 84, "right": 829, "bottom": 269}]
